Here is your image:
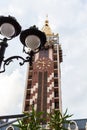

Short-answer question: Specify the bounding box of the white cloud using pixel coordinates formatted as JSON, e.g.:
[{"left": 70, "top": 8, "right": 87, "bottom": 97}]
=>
[{"left": 0, "top": 69, "right": 25, "bottom": 115}]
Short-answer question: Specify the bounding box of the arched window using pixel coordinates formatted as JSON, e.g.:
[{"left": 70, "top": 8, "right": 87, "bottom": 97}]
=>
[
  {"left": 6, "top": 125, "right": 14, "bottom": 130},
  {"left": 68, "top": 121, "right": 78, "bottom": 130}
]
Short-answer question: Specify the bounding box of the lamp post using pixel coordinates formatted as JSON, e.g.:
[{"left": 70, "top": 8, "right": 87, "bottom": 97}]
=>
[
  {"left": 0, "top": 16, "right": 46, "bottom": 73},
  {"left": 0, "top": 16, "right": 46, "bottom": 128}
]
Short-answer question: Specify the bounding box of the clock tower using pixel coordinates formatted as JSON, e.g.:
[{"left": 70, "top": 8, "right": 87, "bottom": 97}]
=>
[{"left": 23, "top": 17, "right": 63, "bottom": 117}]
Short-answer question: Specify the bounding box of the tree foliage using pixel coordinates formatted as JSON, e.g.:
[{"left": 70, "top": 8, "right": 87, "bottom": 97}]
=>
[
  {"left": 48, "top": 109, "right": 73, "bottom": 130},
  {"left": 13, "top": 107, "right": 44, "bottom": 130},
  {"left": 13, "top": 108, "right": 72, "bottom": 130}
]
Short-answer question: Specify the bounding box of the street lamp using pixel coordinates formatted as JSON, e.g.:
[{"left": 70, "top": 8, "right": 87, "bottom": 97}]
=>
[{"left": 0, "top": 16, "right": 46, "bottom": 73}]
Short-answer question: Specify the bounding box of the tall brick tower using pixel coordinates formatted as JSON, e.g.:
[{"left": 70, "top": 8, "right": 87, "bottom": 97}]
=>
[{"left": 23, "top": 17, "right": 63, "bottom": 116}]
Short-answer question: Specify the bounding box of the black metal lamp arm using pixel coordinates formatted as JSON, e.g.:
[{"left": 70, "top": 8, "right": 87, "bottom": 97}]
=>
[{"left": 0, "top": 54, "right": 34, "bottom": 73}]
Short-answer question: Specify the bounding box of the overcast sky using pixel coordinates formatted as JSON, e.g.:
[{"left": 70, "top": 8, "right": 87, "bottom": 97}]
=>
[{"left": 0, "top": 0, "right": 87, "bottom": 120}]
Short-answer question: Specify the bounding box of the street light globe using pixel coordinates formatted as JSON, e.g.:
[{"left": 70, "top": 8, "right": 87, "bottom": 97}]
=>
[
  {"left": 20, "top": 26, "right": 46, "bottom": 52},
  {"left": 0, "top": 23, "right": 15, "bottom": 38},
  {"left": 25, "top": 35, "right": 40, "bottom": 51},
  {"left": 0, "top": 16, "right": 21, "bottom": 39}
]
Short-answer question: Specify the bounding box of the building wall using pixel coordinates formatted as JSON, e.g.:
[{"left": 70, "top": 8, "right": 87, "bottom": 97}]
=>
[{"left": 1, "top": 119, "right": 87, "bottom": 130}]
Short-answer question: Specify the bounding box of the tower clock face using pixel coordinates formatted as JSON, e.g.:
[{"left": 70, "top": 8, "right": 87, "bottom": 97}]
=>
[{"left": 35, "top": 58, "right": 52, "bottom": 70}]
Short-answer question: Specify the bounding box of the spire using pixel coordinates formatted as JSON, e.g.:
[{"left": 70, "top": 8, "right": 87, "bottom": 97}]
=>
[{"left": 41, "top": 15, "right": 53, "bottom": 36}]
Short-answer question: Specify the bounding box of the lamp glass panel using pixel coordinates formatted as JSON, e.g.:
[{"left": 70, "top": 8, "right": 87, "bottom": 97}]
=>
[
  {"left": 0, "top": 23, "right": 15, "bottom": 38},
  {"left": 25, "top": 35, "right": 40, "bottom": 50}
]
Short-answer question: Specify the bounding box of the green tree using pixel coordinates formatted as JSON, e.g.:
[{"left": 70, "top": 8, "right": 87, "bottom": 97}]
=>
[
  {"left": 48, "top": 109, "right": 72, "bottom": 130},
  {"left": 13, "top": 107, "right": 45, "bottom": 130},
  {"left": 14, "top": 108, "right": 72, "bottom": 130}
]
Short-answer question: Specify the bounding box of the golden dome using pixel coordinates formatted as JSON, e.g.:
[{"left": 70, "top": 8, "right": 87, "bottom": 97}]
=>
[{"left": 41, "top": 16, "right": 53, "bottom": 36}]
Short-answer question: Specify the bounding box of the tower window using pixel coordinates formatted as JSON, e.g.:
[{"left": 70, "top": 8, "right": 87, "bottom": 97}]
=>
[
  {"left": 54, "top": 70, "right": 58, "bottom": 77},
  {"left": 54, "top": 72, "right": 58, "bottom": 77},
  {"left": 27, "top": 80, "right": 32, "bottom": 89},
  {"left": 25, "top": 101, "right": 29, "bottom": 111},
  {"left": 26, "top": 90, "right": 30, "bottom": 99},
  {"left": 53, "top": 45, "right": 57, "bottom": 53},
  {"left": 54, "top": 62, "right": 58, "bottom": 69},
  {"left": 28, "top": 75, "right": 32, "bottom": 79},
  {"left": 54, "top": 89, "right": 58, "bottom": 97},
  {"left": 53, "top": 49, "right": 57, "bottom": 53},
  {"left": 55, "top": 101, "right": 59, "bottom": 109},
  {"left": 29, "top": 65, "right": 33, "bottom": 70},
  {"left": 54, "top": 54, "right": 57, "bottom": 61},
  {"left": 28, "top": 71, "right": 32, "bottom": 79},
  {"left": 54, "top": 79, "right": 58, "bottom": 87}
]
